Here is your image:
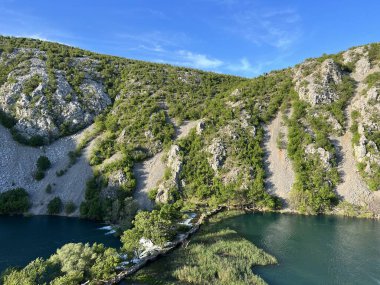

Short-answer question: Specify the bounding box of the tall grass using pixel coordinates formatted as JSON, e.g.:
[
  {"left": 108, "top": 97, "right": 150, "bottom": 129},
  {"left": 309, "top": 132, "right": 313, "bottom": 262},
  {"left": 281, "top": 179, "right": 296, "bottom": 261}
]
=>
[{"left": 126, "top": 212, "right": 277, "bottom": 285}]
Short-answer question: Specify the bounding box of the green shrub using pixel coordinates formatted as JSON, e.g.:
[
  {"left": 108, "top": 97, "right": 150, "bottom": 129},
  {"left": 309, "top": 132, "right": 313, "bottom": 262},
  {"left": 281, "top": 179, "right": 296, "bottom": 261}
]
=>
[
  {"left": 1, "top": 243, "right": 120, "bottom": 284},
  {"left": 47, "top": 197, "right": 63, "bottom": 214},
  {"left": 37, "top": 156, "right": 51, "bottom": 171},
  {"left": 0, "top": 109, "right": 16, "bottom": 128},
  {"left": 28, "top": 135, "right": 45, "bottom": 146},
  {"left": 0, "top": 188, "right": 30, "bottom": 214},
  {"left": 34, "top": 170, "right": 45, "bottom": 181},
  {"left": 65, "top": 201, "right": 76, "bottom": 214},
  {"left": 56, "top": 169, "right": 67, "bottom": 177},
  {"left": 364, "top": 72, "right": 380, "bottom": 88},
  {"left": 45, "top": 184, "right": 52, "bottom": 194},
  {"left": 148, "top": 188, "right": 158, "bottom": 201},
  {"left": 22, "top": 74, "right": 42, "bottom": 95}
]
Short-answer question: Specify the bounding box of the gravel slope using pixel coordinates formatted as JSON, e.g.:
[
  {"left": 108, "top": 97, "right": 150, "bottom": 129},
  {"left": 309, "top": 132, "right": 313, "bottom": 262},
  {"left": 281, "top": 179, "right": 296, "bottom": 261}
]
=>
[
  {"left": 133, "top": 120, "right": 201, "bottom": 210},
  {"left": 334, "top": 66, "right": 380, "bottom": 214},
  {"left": 264, "top": 112, "right": 295, "bottom": 207},
  {"left": 0, "top": 125, "right": 93, "bottom": 215}
]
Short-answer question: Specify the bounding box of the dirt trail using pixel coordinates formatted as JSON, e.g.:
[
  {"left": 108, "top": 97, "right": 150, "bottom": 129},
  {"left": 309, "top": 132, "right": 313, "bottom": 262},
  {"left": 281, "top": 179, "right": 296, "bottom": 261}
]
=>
[
  {"left": 133, "top": 120, "right": 201, "bottom": 210},
  {"left": 264, "top": 112, "right": 295, "bottom": 207}
]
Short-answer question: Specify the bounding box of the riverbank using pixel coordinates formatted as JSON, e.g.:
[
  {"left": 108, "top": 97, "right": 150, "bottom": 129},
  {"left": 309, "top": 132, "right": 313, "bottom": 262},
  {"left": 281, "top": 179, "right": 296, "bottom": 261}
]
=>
[
  {"left": 124, "top": 210, "right": 380, "bottom": 285},
  {"left": 123, "top": 209, "right": 277, "bottom": 285},
  {"left": 83, "top": 201, "right": 378, "bottom": 284}
]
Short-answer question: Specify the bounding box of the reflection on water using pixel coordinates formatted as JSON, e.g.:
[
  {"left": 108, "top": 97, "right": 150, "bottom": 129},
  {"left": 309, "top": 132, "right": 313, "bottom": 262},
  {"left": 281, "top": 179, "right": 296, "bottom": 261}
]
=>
[
  {"left": 0, "top": 215, "right": 121, "bottom": 273},
  {"left": 218, "top": 213, "right": 380, "bottom": 285}
]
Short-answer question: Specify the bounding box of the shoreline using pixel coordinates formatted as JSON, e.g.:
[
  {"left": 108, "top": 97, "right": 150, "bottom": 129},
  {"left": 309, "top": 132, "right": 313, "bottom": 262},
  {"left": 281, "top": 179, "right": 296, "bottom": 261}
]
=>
[{"left": 81, "top": 204, "right": 379, "bottom": 284}]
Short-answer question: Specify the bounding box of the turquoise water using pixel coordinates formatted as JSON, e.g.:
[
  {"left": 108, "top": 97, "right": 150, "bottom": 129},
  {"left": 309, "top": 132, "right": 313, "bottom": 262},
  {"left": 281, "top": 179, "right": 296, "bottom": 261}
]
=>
[
  {"left": 219, "top": 213, "right": 380, "bottom": 285},
  {"left": 0, "top": 215, "right": 120, "bottom": 274},
  {"left": 1, "top": 213, "right": 379, "bottom": 285}
]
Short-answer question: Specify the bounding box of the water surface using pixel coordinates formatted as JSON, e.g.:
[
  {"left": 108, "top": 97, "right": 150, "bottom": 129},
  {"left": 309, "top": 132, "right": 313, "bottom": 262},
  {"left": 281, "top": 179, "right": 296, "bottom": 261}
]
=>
[
  {"left": 219, "top": 213, "right": 380, "bottom": 285},
  {"left": 0, "top": 215, "right": 120, "bottom": 273}
]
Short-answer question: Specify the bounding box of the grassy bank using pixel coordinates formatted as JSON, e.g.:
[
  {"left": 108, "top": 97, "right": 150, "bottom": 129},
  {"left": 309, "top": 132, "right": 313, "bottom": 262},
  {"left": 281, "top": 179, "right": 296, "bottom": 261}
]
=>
[{"left": 125, "top": 211, "right": 277, "bottom": 285}]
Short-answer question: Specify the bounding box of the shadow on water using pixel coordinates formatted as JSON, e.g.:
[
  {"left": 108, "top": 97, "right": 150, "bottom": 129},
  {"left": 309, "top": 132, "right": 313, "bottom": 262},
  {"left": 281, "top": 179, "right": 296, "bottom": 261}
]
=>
[{"left": 0, "top": 215, "right": 121, "bottom": 273}]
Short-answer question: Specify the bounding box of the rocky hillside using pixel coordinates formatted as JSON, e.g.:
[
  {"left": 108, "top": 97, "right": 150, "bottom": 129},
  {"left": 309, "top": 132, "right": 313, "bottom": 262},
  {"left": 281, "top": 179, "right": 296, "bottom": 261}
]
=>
[{"left": 0, "top": 36, "right": 379, "bottom": 221}]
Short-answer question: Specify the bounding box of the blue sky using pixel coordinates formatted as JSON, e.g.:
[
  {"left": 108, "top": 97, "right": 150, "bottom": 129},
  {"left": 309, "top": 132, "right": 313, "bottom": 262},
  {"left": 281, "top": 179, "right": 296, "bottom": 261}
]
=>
[{"left": 1, "top": 0, "right": 379, "bottom": 77}]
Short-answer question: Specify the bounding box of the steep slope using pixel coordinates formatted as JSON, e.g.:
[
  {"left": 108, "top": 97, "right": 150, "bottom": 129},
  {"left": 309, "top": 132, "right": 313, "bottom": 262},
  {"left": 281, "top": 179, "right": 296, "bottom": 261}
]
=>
[
  {"left": 133, "top": 120, "right": 202, "bottom": 210},
  {"left": 264, "top": 111, "right": 295, "bottom": 207},
  {"left": 333, "top": 46, "right": 380, "bottom": 213},
  {"left": 0, "top": 46, "right": 111, "bottom": 144},
  {"left": 286, "top": 45, "right": 380, "bottom": 215},
  {"left": 0, "top": 36, "right": 245, "bottom": 218},
  {"left": 0, "top": 124, "right": 93, "bottom": 215},
  {"left": 0, "top": 36, "right": 379, "bottom": 221},
  {"left": 2, "top": 36, "right": 380, "bottom": 285}
]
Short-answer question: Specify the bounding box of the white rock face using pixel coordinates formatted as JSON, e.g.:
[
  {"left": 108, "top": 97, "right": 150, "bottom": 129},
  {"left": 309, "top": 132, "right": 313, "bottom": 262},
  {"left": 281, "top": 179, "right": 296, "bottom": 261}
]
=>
[
  {"left": 207, "top": 138, "right": 226, "bottom": 172},
  {"left": 294, "top": 58, "right": 343, "bottom": 105},
  {"left": 351, "top": 85, "right": 380, "bottom": 181},
  {"left": 196, "top": 120, "right": 205, "bottom": 135},
  {"left": 305, "top": 144, "right": 332, "bottom": 168},
  {"left": 155, "top": 145, "right": 183, "bottom": 204},
  {"left": 0, "top": 48, "right": 111, "bottom": 141},
  {"left": 108, "top": 170, "right": 128, "bottom": 188},
  {"left": 342, "top": 46, "right": 371, "bottom": 80}
]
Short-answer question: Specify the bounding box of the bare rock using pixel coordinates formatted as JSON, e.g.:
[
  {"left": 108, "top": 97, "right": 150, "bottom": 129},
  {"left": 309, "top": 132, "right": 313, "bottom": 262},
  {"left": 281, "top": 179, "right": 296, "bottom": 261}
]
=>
[
  {"left": 305, "top": 144, "right": 331, "bottom": 168},
  {"left": 196, "top": 120, "right": 205, "bottom": 135},
  {"left": 230, "top": 88, "right": 241, "bottom": 97},
  {"left": 0, "top": 48, "right": 111, "bottom": 142},
  {"left": 294, "top": 58, "right": 343, "bottom": 105},
  {"left": 155, "top": 145, "right": 183, "bottom": 204},
  {"left": 207, "top": 138, "right": 226, "bottom": 172}
]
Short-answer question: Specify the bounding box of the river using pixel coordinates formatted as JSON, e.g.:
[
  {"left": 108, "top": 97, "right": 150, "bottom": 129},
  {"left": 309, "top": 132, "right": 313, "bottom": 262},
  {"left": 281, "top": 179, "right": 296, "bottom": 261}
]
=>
[
  {"left": 1, "top": 213, "right": 379, "bottom": 285},
  {"left": 0, "top": 215, "right": 120, "bottom": 274},
  {"left": 219, "top": 212, "right": 380, "bottom": 285}
]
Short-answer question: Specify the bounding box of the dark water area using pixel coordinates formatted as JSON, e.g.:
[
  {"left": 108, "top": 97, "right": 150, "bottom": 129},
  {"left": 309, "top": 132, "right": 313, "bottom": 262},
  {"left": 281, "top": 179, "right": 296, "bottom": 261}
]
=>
[
  {"left": 0, "top": 215, "right": 120, "bottom": 273},
  {"left": 218, "top": 212, "right": 380, "bottom": 285}
]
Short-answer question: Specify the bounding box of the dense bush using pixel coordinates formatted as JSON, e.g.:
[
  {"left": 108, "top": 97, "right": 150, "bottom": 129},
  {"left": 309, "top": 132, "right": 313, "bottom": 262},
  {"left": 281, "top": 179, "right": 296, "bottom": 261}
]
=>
[
  {"left": 33, "top": 156, "right": 51, "bottom": 181},
  {"left": 47, "top": 197, "right": 63, "bottom": 215},
  {"left": 64, "top": 201, "right": 76, "bottom": 214},
  {"left": 0, "top": 110, "right": 16, "bottom": 129},
  {"left": 36, "top": 156, "right": 51, "bottom": 171},
  {"left": 45, "top": 184, "right": 52, "bottom": 194},
  {"left": 22, "top": 74, "right": 42, "bottom": 95},
  {"left": 287, "top": 97, "right": 339, "bottom": 213},
  {"left": 121, "top": 204, "right": 181, "bottom": 254},
  {"left": 1, "top": 243, "right": 120, "bottom": 285},
  {"left": 80, "top": 177, "right": 105, "bottom": 220},
  {"left": 33, "top": 170, "right": 45, "bottom": 181},
  {"left": 0, "top": 188, "right": 30, "bottom": 214}
]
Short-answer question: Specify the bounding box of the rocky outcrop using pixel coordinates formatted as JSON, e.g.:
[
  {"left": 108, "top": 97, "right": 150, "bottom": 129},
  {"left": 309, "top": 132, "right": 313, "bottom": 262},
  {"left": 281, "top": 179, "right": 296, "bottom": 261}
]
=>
[
  {"left": 305, "top": 144, "right": 332, "bottom": 169},
  {"left": 207, "top": 138, "right": 226, "bottom": 172},
  {"left": 196, "top": 120, "right": 205, "bottom": 135},
  {"left": 351, "top": 85, "right": 380, "bottom": 188},
  {"left": 155, "top": 145, "right": 183, "bottom": 204},
  {"left": 343, "top": 46, "right": 371, "bottom": 79},
  {"left": 0, "top": 48, "right": 111, "bottom": 142},
  {"left": 294, "top": 58, "right": 344, "bottom": 105}
]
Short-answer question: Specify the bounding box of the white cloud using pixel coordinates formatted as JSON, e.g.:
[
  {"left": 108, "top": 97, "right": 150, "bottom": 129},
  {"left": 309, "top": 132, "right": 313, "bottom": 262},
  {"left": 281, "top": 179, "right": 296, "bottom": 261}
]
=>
[
  {"left": 177, "top": 50, "right": 223, "bottom": 69},
  {"left": 226, "top": 58, "right": 264, "bottom": 77},
  {"left": 229, "top": 7, "right": 301, "bottom": 49}
]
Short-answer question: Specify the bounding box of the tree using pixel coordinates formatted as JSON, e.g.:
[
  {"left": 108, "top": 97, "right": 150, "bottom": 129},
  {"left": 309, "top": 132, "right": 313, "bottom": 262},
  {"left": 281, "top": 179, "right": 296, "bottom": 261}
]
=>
[
  {"left": 0, "top": 188, "right": 30, "bottom": 214},
  {"left": 47, "top": 197, "right": 63, "bottom": 215},
  {"left": 37, "top": 156, "right": 51, "bottom": 171},
  {"left": 121, "top": 208, "right": 177, "bottom": 255}
]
